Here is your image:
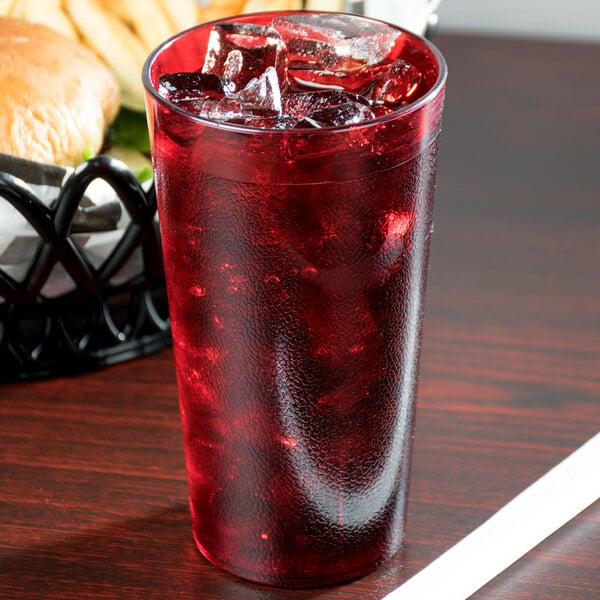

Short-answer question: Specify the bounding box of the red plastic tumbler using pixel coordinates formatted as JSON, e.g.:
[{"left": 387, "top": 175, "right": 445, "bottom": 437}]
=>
[{"left": 143, "top": 11, "right": 447, "bottom": 588}]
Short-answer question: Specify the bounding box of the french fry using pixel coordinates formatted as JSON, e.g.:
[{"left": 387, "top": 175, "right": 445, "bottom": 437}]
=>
[
  {"left": 102, "top": 0, "right": 175, "bottom": 52},
  {"left": 304, "top": 0, "right": 345, "bottom": 10},
  {"left": 199, "top": 0, "right": 246, "bottom": 23},
  {"left": 7, "top": 0, "right": 24, "bottom": 16},
  {"left": 0, "top": 0, "right": 17, "bottom": 15},
  {"left": 11, "top": 0, "right": 79, "bottom": 39},
  {"left": 157, "top": 0, "right": 198, "bottom": 33},
  {"left": 242, "top": 0, "right": 302, "bottom": 12},
  {"left": 65, "top": 0, "right": 147, "bottom": 111}
]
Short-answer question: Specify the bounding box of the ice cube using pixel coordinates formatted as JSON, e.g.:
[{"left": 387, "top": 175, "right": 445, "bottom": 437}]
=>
[
  {"left": 194, "top": 67, "right": 283, "bottom": 126},
  {"left": 222, "top": 49, "right": 244, "bottom": 83},
  {"left": 283, "top": 90, "right": 370, "bottom": 120},
  {"left": 230, "top": 115, "right": 292, "bottom": 128},
  {"left": 271, "top": 13, "right": 400, "bottom": 70},
  {"left": 289, "top": 63, "right": 388, "bottom": 94},
  {"left": 158, "top": 71, "right": 236, "bottom": 102},
  {"left": 370, "top": 59, "right": 423, "bottom": 107},
  {"left": 202, "top": 21, "right": 287, "bottom": 89},
  {"left": 296, "top": 102, "right": 376, "bottom": 129},
  {"left": 233, "top": 66, "right": 282, "bottom": 114},
  {"left": 285, "top": 38, "right": 365, "bottom": 72},
  {"left": 193, "top": 97, "right": 258, "bottom": 124}
]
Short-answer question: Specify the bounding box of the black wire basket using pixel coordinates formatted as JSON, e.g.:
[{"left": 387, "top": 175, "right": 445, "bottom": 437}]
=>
[{"left": 0, "top": 155, "right": 171, "bottom": 382}]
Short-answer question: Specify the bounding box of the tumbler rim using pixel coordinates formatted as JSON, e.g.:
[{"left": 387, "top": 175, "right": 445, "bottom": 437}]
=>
[{"left": 142, "top": 10, "right": 448, "bottom": 136}]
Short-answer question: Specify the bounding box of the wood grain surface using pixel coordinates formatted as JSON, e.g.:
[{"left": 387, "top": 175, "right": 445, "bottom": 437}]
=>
[{"left": 1, "top": 34, "right": 599, "bottom": 599}]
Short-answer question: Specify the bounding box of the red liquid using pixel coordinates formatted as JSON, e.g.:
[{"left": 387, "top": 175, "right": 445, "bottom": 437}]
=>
[{"left": 145, "top": 12, "right": 446, "bottom": 587}]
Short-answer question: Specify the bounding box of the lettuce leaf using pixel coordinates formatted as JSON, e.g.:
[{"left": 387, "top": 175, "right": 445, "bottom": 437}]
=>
[{"left": 107, "top": 108, "right": 151, "bottom": 154}]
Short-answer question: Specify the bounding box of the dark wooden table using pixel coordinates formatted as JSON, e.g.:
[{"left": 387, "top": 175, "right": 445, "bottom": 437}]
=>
[{"left": 2, "top": 33, "right": 599, "bottom": 599}]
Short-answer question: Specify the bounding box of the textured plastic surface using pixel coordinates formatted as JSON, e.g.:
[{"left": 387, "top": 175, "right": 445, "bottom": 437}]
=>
[{"left": 144, "top": 11, "right": 446, "bottom": 587}]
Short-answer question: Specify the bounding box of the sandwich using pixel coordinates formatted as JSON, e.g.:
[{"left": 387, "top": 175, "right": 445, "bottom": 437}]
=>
[{"left": 0, "top": 17, "right": 120, "bottom": 166}]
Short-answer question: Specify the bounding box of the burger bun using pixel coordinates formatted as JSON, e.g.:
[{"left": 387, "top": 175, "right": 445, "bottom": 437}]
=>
[{"left": 0, "top": 17, "right": 120, "bottom": 166}]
